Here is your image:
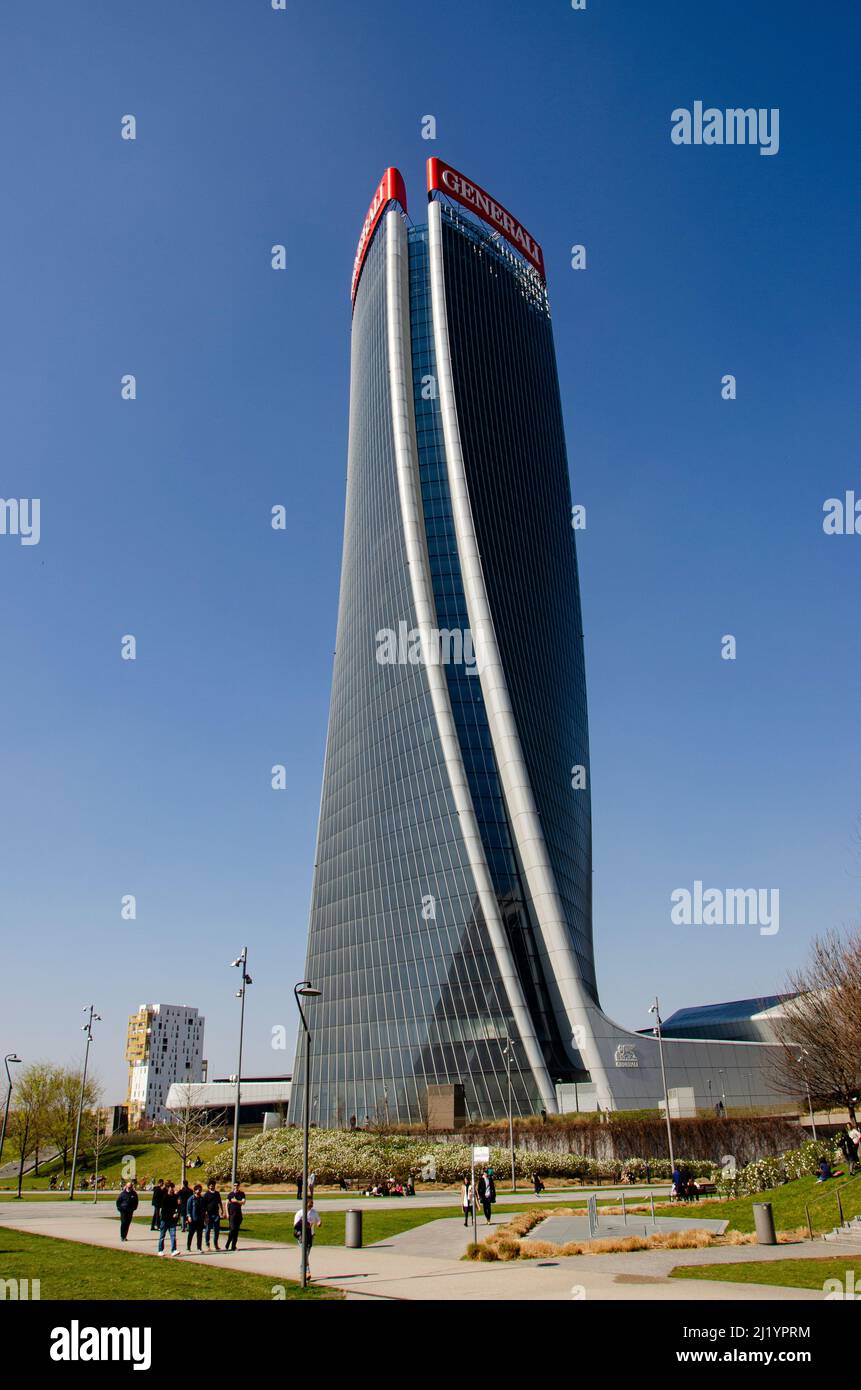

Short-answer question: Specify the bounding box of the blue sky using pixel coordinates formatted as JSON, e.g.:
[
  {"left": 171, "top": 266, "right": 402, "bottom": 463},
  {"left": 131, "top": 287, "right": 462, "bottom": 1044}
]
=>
[{"left": 1, "top": 0, "right": 858, "bottom": 1101}]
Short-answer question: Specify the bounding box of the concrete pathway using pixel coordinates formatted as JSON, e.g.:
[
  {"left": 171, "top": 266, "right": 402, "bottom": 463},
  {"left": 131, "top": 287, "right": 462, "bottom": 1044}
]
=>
[
  {"left": 528, "top": 1213, "right": 727, "bottom": 1243},
  {"left": 0, "top": 1199, "right": 837, "bottom": 1302}
]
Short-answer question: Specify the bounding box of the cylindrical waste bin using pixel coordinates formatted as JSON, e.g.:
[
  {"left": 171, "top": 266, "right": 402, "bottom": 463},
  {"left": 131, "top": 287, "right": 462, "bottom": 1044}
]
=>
[
  {"left": 753, "top": 1201, "right": 776, "bottom": 1245},
  {"left": 345, "top": 1209, "right": 363, "bottom": 1248}
]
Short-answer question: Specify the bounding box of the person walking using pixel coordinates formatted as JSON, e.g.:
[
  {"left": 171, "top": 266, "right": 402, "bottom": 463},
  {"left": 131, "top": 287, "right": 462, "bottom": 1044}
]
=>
[
  {"left": 224, "top": 1181, "right": 246, "bottom": 1251},
  {"left": 186, "top": 1183, "right": 205, "bottom": 1252},
  {"left": 116, "top": 1180, "right": 139, "bottom": 1242},
  {"left": 848, "top": 1124, "right": 861, "bottom": 1174},
  {"left": 460, "top": 1174, "right": 474, "bottom": 1228},
  {"left": 157, "top": 1180, "right": 180, "bottom": 1256},
  {"left": 178, "top": 1178, "right": 192, "bottom": 1233},
  {"left": 293, "top": 1198, "right": 321, "bottom": 1279},
  {"left": 203, "top": 1179, "right": 225, "bottom": 1250},
  {"left": 478, "top": 1167, "right": 496, "bottom": 1225},
  {"left": 149, "top": 1178, "right": 165, "bottom": 1231}
]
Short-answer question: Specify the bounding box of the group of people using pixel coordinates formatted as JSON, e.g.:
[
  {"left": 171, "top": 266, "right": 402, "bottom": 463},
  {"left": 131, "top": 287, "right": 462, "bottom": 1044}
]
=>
[
  {"left": 115, "top": 1177, "right": 247, "bottom": 1254},
  {"left": 816, "top": 1128, "right": 860, "bottom": 1183},
  {"left": 671, "top": 1165, "right": 703, "bottom": 1201},
  {"left": 461, "top": 1167, "right": 497, "bottom": 1226},
  {"left": 362, "top": 1176, "right": 416, "bottom": 1197}
]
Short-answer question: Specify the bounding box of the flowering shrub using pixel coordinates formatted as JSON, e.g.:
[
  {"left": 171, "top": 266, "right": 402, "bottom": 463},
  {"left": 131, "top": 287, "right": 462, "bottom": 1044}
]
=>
[
  {"left": 207, "top": 1128, "right": 715, "bottom": 1186},
  {"left": 716, "top": 1137, "right": 836, "bottom": 1199}
]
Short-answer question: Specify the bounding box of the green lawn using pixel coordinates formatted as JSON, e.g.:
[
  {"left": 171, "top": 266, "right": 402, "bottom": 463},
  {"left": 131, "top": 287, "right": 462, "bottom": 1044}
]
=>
[
  {"left": 2, "top": 1135, "right": 230, "bottom": 1191},
  {"left": 671, "top": 1255, "right": 860, "bottom": 1291},
  {"left": 0, "top": 1226, "right": 340, "bottom": 1300}
]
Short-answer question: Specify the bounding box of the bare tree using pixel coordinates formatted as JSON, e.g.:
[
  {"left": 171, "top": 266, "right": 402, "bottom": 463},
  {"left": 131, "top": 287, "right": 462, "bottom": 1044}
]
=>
[
  {"left": 88, "top": 1107, "right": 113, "bottom": 1195},
  {"left": 769, "top": 930, "right": 861, "bottom": 1122},
  {"left": 155, "top": 1085, "right": 224, "bottom": 1182}
]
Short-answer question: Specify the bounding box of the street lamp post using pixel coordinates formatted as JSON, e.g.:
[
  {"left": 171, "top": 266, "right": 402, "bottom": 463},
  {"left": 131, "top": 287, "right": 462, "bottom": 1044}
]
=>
[
  {"left": 502, "top": 1037, "right": 516, "bottom": 1192},
  {"left": 69, "top": 1006, "right": 100, "bottom": 1201},
  {"left": 0, "top": 1054, "right": 22, "bottom": 1169},
  {"left": 649, "top": 998, "right": 675, "bottom": 1175},
  {"left": 798, "top": 1050, "right": 817, "bottom": 1140},
  {"left": 294, "top": 981, "right": 321, "bottom": 1288},
  {"left": 230, "top": 948, "right": 253, "bottom": 1190}
]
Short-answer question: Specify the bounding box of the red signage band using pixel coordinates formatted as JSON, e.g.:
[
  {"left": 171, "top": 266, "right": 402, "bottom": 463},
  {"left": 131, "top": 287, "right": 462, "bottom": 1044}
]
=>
[
  {"left": 427, "top": 158, "right": 544, "bottom": 280},
  {"left": 350, "top": 167, "right": 408, "bottom": 306}
]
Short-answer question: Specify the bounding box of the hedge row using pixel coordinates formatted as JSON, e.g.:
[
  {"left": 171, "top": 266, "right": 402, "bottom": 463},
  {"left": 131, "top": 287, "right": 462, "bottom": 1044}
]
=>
[{"left": 207, "top": 1129, "right": 716, "bottom": 1186}]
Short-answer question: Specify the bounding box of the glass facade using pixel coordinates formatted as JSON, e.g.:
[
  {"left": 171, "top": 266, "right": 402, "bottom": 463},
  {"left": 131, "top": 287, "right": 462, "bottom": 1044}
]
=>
[
  {"left": 291, "top": 220, "right": 543, "bottom": 1128},
  {"left": 440, "top": 207, "right": 596, "bottom": 1004},
  {"left": 293, "top": 193, "right": 594, "bottom": 1126}
]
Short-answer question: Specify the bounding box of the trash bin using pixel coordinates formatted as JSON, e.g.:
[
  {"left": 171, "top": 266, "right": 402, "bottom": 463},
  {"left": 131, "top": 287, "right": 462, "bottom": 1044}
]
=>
[
  {"left": 345, "top": 1208, "right": 363, "bottom": 1248},
  {"left": 753, "top": 1201, "right": 776, "bottom": 1245}
]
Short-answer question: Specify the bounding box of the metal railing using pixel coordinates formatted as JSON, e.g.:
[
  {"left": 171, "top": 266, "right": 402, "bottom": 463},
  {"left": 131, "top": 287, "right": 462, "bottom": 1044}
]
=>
[{"left": 804, "top": 1175, "right": 860, "bottom": 1238}]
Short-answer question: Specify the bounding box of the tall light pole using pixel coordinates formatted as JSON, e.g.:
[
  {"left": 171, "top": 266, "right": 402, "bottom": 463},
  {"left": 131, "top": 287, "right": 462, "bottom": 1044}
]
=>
[
  {"left": 502, "top": 1037, "right": 516, "bottom": 1192},
  {"left": 294, "top": 981, "right": 321, "bottom": 1288},
  {"left": 69, "top": 1006, "right": 100, "bottom": 1200},
  {"left": 230, "top": 948, "right": 253, "bottom": 1189},
  {"left": 798, "top": 1050, "right": 817, "bottom": 1140},
  {"left": 649, "top": 998, "right": 675, "bottom": 1175},
  {"left": 0, "top": 1054, "right": 22, "bottom": 1169}
]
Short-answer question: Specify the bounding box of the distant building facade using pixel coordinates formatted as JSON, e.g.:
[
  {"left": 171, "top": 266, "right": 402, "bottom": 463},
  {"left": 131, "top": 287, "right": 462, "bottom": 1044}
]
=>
[
  {"left": 165, "top": 1076, "right": 292, "bottom": 1127},
  {"left": 125, "top": 1003, "right": 206, "bottom": 1126},
  {"left": 655, "top": 996, "right": 795, "bottom": 1045}
]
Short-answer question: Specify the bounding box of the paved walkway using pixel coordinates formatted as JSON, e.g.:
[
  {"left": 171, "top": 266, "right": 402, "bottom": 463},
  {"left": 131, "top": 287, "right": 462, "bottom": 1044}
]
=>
[
  {"left": 527, "top": 1212, "right": 727, "bottom": 1243},
  {"left": 0, "top": 1199, "right": 834, "bottom": 1301}
]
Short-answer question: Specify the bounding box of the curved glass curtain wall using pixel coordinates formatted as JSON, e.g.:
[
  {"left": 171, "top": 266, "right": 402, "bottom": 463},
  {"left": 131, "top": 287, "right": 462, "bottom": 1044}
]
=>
[
  {"left": 409, "top": 227, "right": 575, "bottom": 1079},
  {"left": 438, "top": 205, "right": 597, "bottom": 1007},
  {"left": 292, "top": 219, "right": 543, "bottom": 1128}
]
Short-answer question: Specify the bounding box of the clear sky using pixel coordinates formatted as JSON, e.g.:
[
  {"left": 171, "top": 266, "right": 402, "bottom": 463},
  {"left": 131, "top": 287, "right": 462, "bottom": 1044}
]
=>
[{"left": 1, "top": 0, "right": 858, "bottom": 1103}]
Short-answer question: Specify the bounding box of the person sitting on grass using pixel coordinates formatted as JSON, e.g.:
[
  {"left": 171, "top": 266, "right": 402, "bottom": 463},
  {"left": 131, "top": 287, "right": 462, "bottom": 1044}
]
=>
[{"left": 817, "top": 1157, "right": 833, "bottom": 1183}]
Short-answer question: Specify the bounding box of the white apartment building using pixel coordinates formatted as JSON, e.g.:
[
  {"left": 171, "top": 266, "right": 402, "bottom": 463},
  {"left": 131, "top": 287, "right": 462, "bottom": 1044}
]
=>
[{"left": 125, "top": 1003, "right": 206, "bottom": 1125}]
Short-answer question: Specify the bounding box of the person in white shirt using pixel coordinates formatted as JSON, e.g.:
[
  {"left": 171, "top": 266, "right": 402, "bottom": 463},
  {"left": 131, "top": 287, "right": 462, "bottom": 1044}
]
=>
[{"left": 293, "top": 1199, "right": 322, "bottom": 1276}]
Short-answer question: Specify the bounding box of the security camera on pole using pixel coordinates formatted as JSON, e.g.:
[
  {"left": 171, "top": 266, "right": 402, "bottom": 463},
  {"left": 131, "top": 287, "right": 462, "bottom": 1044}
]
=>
[
  {"left": 294, "top": 980, "right": 321, "bottom": 1288},
  {"left": 0, "top": 1054, "right": 22, "bottom": 1168},
  {"left": 69, "top": 1006, "right": 100, "bottom": 1201},
  {"left": 649, "top": 997, "right": 675, "bottom": 1176},
  {"left": 230, "top": 949, "right": 253, "bottom": 1190}
]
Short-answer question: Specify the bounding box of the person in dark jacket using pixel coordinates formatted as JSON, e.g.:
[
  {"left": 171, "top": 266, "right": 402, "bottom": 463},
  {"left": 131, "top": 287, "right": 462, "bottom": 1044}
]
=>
[
  {"left": 116, "top": 1181, "right": 139, "bottom": 1241},
  {"left": 157, "top": 1180, "right": 180, "bottom": 1256},
  {"left": 150, "top": 1178, "right": 165, "bottom": 1230},
  {"left": 186, "top": 1183, "right": 205, "bottom": 1252},
  {"left": 203, "top": 1179, "right": 225, "bottom": 1250},
  {"left": 478, "top": 1168, "right": 496, "bottom": 1225},
  {"left": 178, "top": 1179, "right": 192, "bottom": 1232},
  {"left": 224, "top": 1182, "right": 246, "bottom": 1251}
]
